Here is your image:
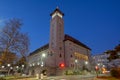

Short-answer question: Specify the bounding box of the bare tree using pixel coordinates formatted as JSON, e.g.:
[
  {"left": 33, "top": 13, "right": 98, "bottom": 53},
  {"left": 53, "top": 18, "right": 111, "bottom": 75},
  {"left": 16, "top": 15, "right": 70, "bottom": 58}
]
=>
[{"left": 0, "top": 18, "right": 30, "bottom": 65}]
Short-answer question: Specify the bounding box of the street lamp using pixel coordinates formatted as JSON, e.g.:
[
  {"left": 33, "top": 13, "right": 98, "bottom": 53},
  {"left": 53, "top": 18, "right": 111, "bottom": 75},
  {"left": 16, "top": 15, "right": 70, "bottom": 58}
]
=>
[
  {"left": 7, "top": 64, "right": 11, "bottom": 75},
  {"left": 75, "top": 59, "right": 78, "bottom": 63},
  {"left": 41, "top": 53, "right": 46, "bottom": 67},
  {"left": 16, "top": 66, "right": 19, "bottom": 69},
  {"left": 42, "top": 53, "right": 46, "bottom": 58},
  {"left": 2, "top": 66, "right": 5, "bottom": 68},
  {"left": 7, "top": 64, "right": 10, "bottom": 67},
  {"left": 39, "top": 53, "right": 46, "bottom": 79},
  {"left": 22, "top": 65, "right": 24, "bottom": 68},
  {"left": 75, "top": 59, "right": 78, "bottom": 71},
  {"left": 21, "top": 65, "right": 24, "bottom": 74},
  {"left": 84, "top": 61, "right": 88, "bottom": 71},
  {"left": 85, "top": 61, "right": 88, "bottom": 65}
]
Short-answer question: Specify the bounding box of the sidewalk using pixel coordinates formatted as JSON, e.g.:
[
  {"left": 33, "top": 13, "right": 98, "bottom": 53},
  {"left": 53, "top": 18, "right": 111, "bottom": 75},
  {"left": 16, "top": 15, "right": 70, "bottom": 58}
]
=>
[
  {"left": 15, "top": 74, "right": 109, "bottom": 80},
  {"left": 93, "top": 77, "right": 107, "bottom": 80}
]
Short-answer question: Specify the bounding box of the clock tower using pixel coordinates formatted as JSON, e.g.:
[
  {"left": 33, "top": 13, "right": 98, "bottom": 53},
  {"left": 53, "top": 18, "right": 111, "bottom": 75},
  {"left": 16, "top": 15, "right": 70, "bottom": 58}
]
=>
[{"left": 49, "top": 7, "right": 65, "bottom": 67}]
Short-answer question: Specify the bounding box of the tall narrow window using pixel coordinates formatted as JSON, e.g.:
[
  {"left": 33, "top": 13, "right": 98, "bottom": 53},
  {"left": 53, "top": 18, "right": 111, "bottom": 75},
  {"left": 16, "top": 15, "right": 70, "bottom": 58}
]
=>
[{"left": 60, "top": 54, "right": 62, "bottom": 58}]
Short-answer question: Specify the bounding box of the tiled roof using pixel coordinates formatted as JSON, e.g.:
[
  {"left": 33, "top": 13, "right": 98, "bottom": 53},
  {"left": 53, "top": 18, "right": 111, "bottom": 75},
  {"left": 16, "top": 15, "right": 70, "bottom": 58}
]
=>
[
  {"left": 29, "top": 44, "right": 49, "bottom": 56},
  {"left": 64, "top": 34, "right": 91, "bottom": 50}
]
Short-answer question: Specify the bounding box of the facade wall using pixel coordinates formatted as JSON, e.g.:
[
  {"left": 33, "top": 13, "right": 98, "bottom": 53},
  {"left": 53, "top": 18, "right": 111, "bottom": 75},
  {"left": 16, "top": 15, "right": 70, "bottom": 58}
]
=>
[
  {"left": 28, "top": 49, "right": 49, "bottom": 75},
  {"left": 49, "top": 11, "right": 65, "bottom": 68},
  {"left": 28, "top": 8, "right": 92, "bottom": 76},
  {"left": 92, "top": 53, "right": 109, "bottom": 69},
  {"left": 64, "top": 40, "right": 91, "bottom": 70}
]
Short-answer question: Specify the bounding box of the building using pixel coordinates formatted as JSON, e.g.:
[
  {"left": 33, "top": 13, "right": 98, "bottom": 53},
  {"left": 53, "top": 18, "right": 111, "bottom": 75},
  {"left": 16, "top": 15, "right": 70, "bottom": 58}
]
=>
[
  {"left": 92, "top": 44, "right": 120, "bottom": 71},
  {"left": 28, "top": 8, "right": 91, "bottom": 76},
  {"left": 108, "top": 44, "right": 120, "bottom": 68},
  {"left": 92, "top": 53, "right": 109, "bottom": 70}
]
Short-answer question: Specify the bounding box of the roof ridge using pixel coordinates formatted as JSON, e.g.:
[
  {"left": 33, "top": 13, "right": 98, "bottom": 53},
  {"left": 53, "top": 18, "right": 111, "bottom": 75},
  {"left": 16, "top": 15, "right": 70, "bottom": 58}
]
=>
[{"left": 64, "top": 34, "right": 91, "bottom": 50}]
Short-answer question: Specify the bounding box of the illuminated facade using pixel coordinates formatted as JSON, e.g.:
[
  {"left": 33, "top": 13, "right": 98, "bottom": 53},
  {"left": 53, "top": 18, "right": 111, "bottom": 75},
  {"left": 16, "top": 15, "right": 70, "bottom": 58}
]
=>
[{"left": 28, "top": 8, "right": 91, "bottom": 76}]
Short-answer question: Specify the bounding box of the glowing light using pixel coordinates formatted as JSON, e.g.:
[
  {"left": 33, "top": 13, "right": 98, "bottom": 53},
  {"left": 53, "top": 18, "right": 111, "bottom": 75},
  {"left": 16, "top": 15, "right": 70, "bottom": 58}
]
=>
[{"left": 59, "top": 63, "right": 65, "bottom": 68}]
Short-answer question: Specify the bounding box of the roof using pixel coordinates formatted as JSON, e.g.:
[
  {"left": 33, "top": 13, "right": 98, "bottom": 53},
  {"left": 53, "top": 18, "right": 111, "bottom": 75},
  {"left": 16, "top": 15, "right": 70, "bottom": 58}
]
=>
[
  {"left": 50, "top": 7, "right": 64, "bottom": 16},
  {"left": 29, "top": 44, "right": 49, "bottom": 56},
  {"left": 29, "top": 35, "right": 91, "bottom": 56},
  {"left": 64, "top": 34, "right": 91, "bottom": 50}
]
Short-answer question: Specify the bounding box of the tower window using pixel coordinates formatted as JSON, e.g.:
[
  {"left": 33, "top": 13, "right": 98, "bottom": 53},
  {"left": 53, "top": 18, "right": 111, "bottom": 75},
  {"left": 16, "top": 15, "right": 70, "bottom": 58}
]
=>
[{"left": 59, "top": 54, "right": 62, "bottom": 58}]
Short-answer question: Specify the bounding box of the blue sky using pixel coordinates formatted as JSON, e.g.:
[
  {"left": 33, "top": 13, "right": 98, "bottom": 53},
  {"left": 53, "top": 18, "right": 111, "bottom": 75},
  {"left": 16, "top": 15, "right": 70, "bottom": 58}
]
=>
[{"left": 0, "top": 0, "right": 120, "bottom": 55}]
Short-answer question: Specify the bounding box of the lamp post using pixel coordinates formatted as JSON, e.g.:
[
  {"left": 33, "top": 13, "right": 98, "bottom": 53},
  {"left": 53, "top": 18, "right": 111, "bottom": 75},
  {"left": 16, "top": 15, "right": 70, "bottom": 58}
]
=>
[
  {"left": 42, "top": 53, "right": 46, "bottom": 58},
  {"left": 85, "top": 61, "right": 88, "bottom": 65},
  {"left": 10, "top": 67, "right": 13, "bottom": 75},
  {"left": 16, "top": 66, "right": 19, "bottom": 73},
  {"left": 41, "top": 53, "right": 46, "bottom": 67},
  {"left": 21, "top": 65, "right": 24, "bottom": 74},
  {"left": 2, "top": 66, "right": 5, "bottom": 69},
  {"left": 7, "top": 64, "right": 11, "bottom": 75},
  {"left": 40, "top": 53, "right": 46, "bottom": 79},
  {"left": 75, "top": 59, "right": 78, "bottom": 71},
  {"left": 85, "top": 61, "right": 88, "bottom": 71},
  {"left": 7, "top": 64, "right": 10, "bottom": 67}
]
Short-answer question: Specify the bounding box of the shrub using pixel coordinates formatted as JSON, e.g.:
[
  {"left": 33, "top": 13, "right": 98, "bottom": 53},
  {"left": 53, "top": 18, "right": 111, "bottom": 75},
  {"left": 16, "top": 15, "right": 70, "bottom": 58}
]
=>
[
  {"left": 65, "top": 70, "right": 73, "bottom": 75},
  {"left": 111, "top": 67, "right": 120, "bottom": 78}
]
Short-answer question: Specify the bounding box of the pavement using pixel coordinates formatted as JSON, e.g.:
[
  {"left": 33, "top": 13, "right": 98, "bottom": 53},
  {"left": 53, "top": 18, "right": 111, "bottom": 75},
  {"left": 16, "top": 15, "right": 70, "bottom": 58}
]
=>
[
  {"left": 15, "top": 74, "right": 109, "bottom": 80},
  {"left": 17, "top": 75, "right": 96, "bottom": 80}
]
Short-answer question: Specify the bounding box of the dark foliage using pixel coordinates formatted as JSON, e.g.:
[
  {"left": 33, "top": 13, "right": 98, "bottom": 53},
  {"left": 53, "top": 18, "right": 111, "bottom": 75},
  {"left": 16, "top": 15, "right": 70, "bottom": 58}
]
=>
[{"left": 110, "top": 68, "right": 120, "bottom": 78}]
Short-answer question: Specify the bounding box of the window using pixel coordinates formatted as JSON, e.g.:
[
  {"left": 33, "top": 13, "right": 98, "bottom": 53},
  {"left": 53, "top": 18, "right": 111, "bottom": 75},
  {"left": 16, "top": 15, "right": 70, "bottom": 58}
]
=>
[{"left": 59, "top": 54, "right": 62, "bottom": 58}]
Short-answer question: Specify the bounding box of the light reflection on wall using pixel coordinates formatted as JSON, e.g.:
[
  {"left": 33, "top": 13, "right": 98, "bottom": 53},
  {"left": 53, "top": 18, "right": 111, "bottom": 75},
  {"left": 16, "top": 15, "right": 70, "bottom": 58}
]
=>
[{"left": 74, "top": 52, "right": 88, "bottom": 61}]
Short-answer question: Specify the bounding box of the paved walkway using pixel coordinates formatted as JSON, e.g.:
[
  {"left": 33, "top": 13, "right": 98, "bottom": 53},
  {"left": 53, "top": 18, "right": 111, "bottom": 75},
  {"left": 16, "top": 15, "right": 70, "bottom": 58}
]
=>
[
  {"left": 17, "top": 78, "right": 105, "bottom": 80},
  {"left": 17, "top": 75, "right": 96, "bottom": 80},
  {"left": 15, "top": 74, "right": 109, "bottom": 80}
]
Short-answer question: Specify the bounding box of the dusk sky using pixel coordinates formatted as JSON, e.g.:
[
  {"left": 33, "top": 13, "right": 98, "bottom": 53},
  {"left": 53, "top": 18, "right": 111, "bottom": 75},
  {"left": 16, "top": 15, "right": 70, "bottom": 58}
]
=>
[{"left": 0, "top": 0, "right": 120, "bottom": 55}]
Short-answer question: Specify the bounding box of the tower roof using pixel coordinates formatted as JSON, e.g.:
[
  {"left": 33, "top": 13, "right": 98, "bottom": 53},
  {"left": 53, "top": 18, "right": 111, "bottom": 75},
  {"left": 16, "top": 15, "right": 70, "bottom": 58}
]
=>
[{"left": 50, "top": 7, "right": 64, "bottom": 16}]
